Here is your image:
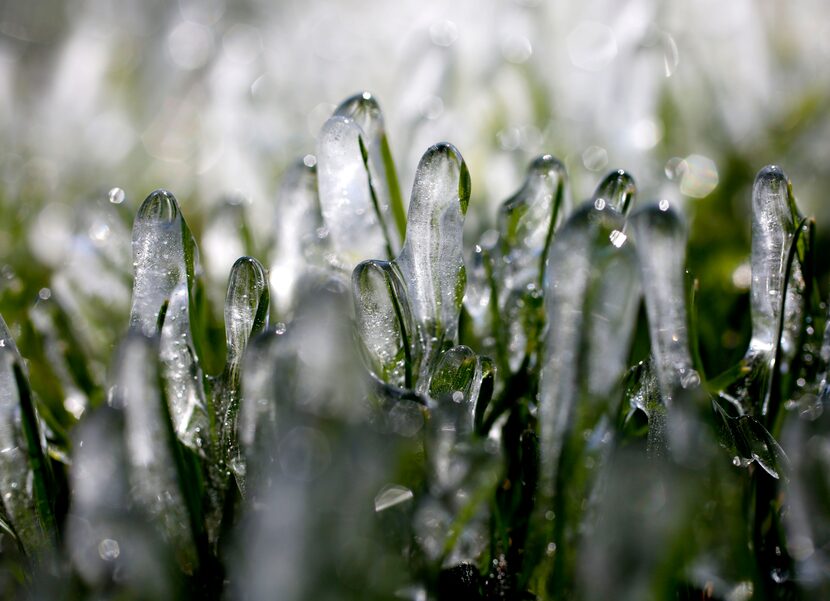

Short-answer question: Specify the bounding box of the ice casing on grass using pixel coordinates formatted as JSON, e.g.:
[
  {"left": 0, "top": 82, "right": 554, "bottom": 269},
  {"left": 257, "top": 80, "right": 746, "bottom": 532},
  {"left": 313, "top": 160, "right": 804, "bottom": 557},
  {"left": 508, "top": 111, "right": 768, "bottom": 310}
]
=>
[
  {"left": 629, "top": 202, "right": 699, "bottom": 400},
  {"left": 233, "top": 280, "right": 403, "bottom": 601},
  {"left": 352, "top": 259, "right": 413, "bottom": 389},
  {"left": 220, "top": 256, "right": 269, "bottom": 489},
  {"left": 334, "top": 92, "right": 406, "bottom": 243},
  {"left": 629, "top": 202, "right": 699, "bottom": 454},
  {"left": 353, "top": 143, "right": 471, "bottom": 394},
  {"left": 317, "top": 94, "right": 403, "bottom": 272},
  {"left": 67, "top": 405, "right": 175, "bottom": 597},
  {"left": 418, "top": 346, "right": 497, "bottom": 566},
  {"left": 497, "top": 155, "right": 569, "bottom": 297},
  {"left": 239, "top": 278, "right": 368, "bottom": 475},
  {"left": 533, "top": 201, "right": 640, "bottom": 594},
  {"left": 426, "top": 345, "right": 481, "bottom": 491},
  {"left": 129, "top": 189, "right": 209, "bottom": 451},
  {"left": 494, "top": 156, "right": 569, "bottom": 373},
  {"left": 111, "top": 333, "right": 198, "bottom": 573},
  {"left": 719, "top": 166, "right": 804, "bottom": 416},
  {"left": 270, "top": 160, "right": 326, "bottom": 318},
  {"left": 0, "top": 315, "right": 55, "bottom": 559},
  {"left": 750, "top": 166, "right": 801, "bottom": 358},
  {"left": 538, "top": 202, "right": 640, "bottom": 496},
  {"left": 394, "top": 143, "right": 471, "bottom": 390},
  {"left": 224, "top": 257, "right": 270, "bottom": 371}
]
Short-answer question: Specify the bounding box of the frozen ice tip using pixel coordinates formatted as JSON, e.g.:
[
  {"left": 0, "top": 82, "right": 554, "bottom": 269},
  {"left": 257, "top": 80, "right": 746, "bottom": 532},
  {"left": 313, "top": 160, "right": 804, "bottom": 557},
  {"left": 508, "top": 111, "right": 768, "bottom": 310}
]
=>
[{"left": 136, "top": 189, "right": 179, "bottom": 223}]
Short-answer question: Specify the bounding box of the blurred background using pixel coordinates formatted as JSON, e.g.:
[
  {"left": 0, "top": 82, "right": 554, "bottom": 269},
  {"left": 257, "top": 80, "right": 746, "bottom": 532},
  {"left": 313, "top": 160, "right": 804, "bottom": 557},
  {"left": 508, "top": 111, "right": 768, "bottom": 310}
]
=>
[{"left": 0, "top": 0, "right": 829, "bottom": 375}]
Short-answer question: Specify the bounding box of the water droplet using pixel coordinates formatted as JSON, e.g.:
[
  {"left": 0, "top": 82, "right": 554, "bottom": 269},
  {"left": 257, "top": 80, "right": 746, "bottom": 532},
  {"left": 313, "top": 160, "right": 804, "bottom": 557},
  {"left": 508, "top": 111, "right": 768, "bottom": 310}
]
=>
[
  {"left": 108, "top": 187, "right": 126, "bottom": 204},
  {"left": 664, "top": 157, "right": 686, "bottom": 181},
  {"left": 546, "top": 542, "right": 557, "bottom": 556},
  {"left": 679, "top": 154, "right": 718, "bottom": 198},
  {"left": 98, "top": 538, "right": 120, "bottom": 561},
  {"left": 731, "top": 262, "right": 751, "bottom": 290},
  {"left": 680, "top": 369, "right": 701, "bottom": 389}
]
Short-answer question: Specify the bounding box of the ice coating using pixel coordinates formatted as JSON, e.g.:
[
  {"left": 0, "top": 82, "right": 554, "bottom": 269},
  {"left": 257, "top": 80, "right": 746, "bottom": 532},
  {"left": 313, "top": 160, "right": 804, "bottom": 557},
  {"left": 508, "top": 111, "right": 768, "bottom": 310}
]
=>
[
  {"left": 591, "top": 169, "right": 637, "bottom": 216},
  {"left": 716, "top": 166, "right": 805, "bottom": 416},
  {"left": 497, "top": 155, "right": 568, "bottom": 293},
  {"left": 426, "top": 346, "right": 481, "bottom": 491},
  {"left": 225, "top": 257, "right": 270, "bottom": 368},
  {"left": 395, "top": 143, "right": 471, "bottom": 389},
  {"left": 463, "top": 240, "right": 496, "bottom": 334},
  {"left": 270, "top": 160, "right": 325, "bottom": 317},
  {"left": 629, "top": 202, "right": 699, "bottom": 403},
  {"left": 749, "top": 166, "right": 799, "bottom": 356},
  {"left": 129, "top": 189, "right": 208, "bottom": 451},
  {"left": 113, "top": 333, "right": 197, "bottom": 573},
  {"left": 352, "top": 259, "right": 412, "bottom": 388},
  {"left": 334, "top": 92, "right": 405, "bottom": 244},
  {"left": 538, "top": 202, "right": 639, "bottom": 496},
  {"left": 239, "top": 332, "right": 287, "bottom": 470},
  {"left": 29, "top": 298, "right": 92, "bottom": 418},
  {"left": 534, "top": 202, "right": 640, "bottom": 596},
  {"left": 0, "top": 313, "right": 19, "bottom": 355},
  {"left": 428, "top": 345, "right": 480, "bottom": 433},
  {"left": 317, "top": 115, "right": 394, "bottom": 271},
  {"left": 67, "top": 406, "right": 173, "bottom": 596},
  {"left": 0, "top": 343, "right": 54, "bottom": 558}
]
